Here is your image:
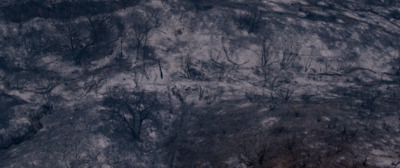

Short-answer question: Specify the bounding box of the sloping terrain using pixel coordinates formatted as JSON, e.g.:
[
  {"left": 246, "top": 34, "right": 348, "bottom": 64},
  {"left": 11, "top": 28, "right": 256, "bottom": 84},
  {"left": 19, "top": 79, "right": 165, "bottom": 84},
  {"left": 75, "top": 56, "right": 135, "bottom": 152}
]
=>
[{"left": 0, "top": 0, "right": 400, "bottom": 167}]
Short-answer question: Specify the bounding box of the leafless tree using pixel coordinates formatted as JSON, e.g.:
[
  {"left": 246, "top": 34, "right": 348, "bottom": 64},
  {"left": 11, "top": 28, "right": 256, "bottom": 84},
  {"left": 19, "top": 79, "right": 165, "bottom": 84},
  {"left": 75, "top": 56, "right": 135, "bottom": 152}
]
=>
[
  {"left": 131, "top": 69, "right": 145, "bottom": 88},
  {"left": 102, "top": 87, "right": 161, "bottom": 140},
  {"left": 32, "top": 70, "right": 60, "bottom": 114},
  {"left": 84, "top": 74, "right": 107, "bottom": 95},
  {"left": 303, "top": 57, "right": 313, "bottom": 72},
  {"left": 256, "top": 33, "right": 279, "bottom": 87},
  {"left": 56, "top": 21, "right": 90, "bottom": 65},
  {"left": 158, "top": 59, "right": 164, "bottom": 79},
  {"left": 259, "top": 33, "right": 275, "bottom": 68},
  {"left": 86, "top": 12, "right": 119, "bottom": 60},
  {"left": 280, "top": 42, "right": 300, "bottom": 70},
  {"left": 197, "top": 84, "right": 222, "bottom": 104},
  {"left": 235, "top": 132, "right": 269, "bottom": 168},
  {"left": 208, "top": 46, "right": 247, "bottom": 81},
  {"left": 182, "top": 55, "right": 193, "bottom": 79},
  {"left": 181, "top": 55, "right": 203, "bottom": 80},
  {"left": 237, "top": 0, "right": 264, "bottom": 33},
  {"left": 222, "top": 46, "right": 248, "bottom": 66},
  {"left": 209, "top": 49, "right": 226, "bottom": 81},
  {"left": 58, "top": 21, "right": 87, "bottom": 54},
  {"left": 275, "top": 83, "right": 295, "bottom": 103},
  {"left": 87, "top": 13, "right": 112, "bottom": 44},
  {"left": 127, "top": 9, "right": 161, "bottom": 61},
  {"left": 57, "top": 10, "right": 119, "bottom": 65}
]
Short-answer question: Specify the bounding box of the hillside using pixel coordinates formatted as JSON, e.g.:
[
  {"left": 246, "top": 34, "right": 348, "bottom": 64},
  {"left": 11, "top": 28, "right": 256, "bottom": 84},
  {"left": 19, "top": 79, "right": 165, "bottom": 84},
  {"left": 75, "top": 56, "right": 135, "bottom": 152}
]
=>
[{"left": 1, "top": 0, "right": 400, "bottom": 167}]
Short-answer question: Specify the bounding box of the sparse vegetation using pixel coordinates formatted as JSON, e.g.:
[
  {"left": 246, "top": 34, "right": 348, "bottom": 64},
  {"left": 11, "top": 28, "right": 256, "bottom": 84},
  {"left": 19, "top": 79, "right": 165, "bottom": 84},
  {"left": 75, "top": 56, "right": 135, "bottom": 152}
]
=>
[{"left": 1, "top": 0, "right": 400, "bottom": 167}]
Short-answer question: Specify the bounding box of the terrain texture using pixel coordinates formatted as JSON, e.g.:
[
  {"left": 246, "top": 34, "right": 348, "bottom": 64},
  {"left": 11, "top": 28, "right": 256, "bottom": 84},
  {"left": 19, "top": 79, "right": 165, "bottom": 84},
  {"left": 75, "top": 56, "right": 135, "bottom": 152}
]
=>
[{"left": 1, "top": 0, "right": 400, "bottom": 167}]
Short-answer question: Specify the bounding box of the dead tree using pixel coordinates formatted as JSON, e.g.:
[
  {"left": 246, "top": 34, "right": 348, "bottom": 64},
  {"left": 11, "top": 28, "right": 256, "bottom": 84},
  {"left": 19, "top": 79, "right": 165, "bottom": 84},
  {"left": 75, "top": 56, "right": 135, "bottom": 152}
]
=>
[
  {"left": 222, "top": 46, "right": 248, "bottom": 66},
  {"left": 209, "top": 49, "right": 226, "bottom": 81},
  {"left": 275, "top": 83, "right": 295, "bottom": 103},
  {"left": 59, "top": 21, "right": 87, "bottom": 54},
  {"left": 102, "top": 87, "right": 160, "bottom": 140},
  {"left": 235, "top": 132, "right": 269, "bottom": 168},
  {"left": 85, "top": 12, "right": 119, "bottom": 61},
  {"left": 84, "top": 74, "right": 107, "bottom": 95},
  {"left": 259, "top": 33, "right": 274, "bottom": 68},
  {"left": 182, "top": 55, "right": 193, "bottom": 79},
  {"left": 32, "top": 70, "right": 60, "bottom": 114},
  {"left": 237, "top": 0, "right": 263, "bottom": 33},
  {"left": 303, "top": 57, "right": 313, "bottom": 72},
  {"left": 127, "top": 9, "right": 161, "bottom": 61},
  {"left": 57, "top": 9, "right": 118, "bottom": 65},
  {"left": 280, "top": 42, "right": 300, "bottom": 70},
  {"left": 181, "top": 55, "right": 202, "bottom": 80},
  {"left": 56, "top": 21, "right": 90, "bottom": 65},
  {"left": 257, "top": 33, "right": 278, "bottom": 87},
  {"left": 158, "top": 59, "right": 163, "bottom": 79},
  {"left": 208, "top": 45, "right": 247, "bottom": 81}
]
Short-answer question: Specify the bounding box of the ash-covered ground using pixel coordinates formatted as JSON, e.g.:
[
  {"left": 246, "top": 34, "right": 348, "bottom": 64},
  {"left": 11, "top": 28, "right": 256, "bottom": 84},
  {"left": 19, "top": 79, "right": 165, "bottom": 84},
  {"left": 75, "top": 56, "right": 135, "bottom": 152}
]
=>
[{"left": 1, "top": 0, "right": 400, "bottom": 167}]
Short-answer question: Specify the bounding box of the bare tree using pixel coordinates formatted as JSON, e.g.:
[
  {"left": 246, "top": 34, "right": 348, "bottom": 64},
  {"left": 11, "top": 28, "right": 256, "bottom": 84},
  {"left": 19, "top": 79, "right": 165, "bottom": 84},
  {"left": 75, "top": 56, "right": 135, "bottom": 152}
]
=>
[
  {"left": 59, "top": 21, "right": 86, "bottom": 54},
  {"left": 280, "top": 42, "right": 300, "bottom": 70},
  {"left": 275, "top": 83, "right": 295, "bottom": 103},
  {"left": 235, "top": 132, "right": 269, "bottom": 168},
  {"left": 222, "top": 46, "right": 248, "bottom": 66},
  {"left": 56, "top": 21, "right": 90, "bottom": 65},
  {"left": 182, "top": 55, "right": 193, "bottom": 79},
  {"left": 208, "top": 45, "right": 247, "bottom": 81},
  {"left": 102, "top": 87, "right": 161, "bottom": 140},
  {"left": 197, "top": 84, "right": 222, "bottom": 104},
  {"left": 84, "top": 74, "right": 107, "bottom": 95},
  {"left": 181, "top": 55, "right": 203, "bottom": 80},
  {"left": 32, "top": 70, "right": 60, "bottom": 115},
  {"left": 256, "top": 33, "right": 278, "bottom": 87},
  {"left": 127, "top": 9, "right": 161, "bottom": 61},
  {"left": 303, "top": 57, "right": 313, "bottom": 72},
  {"left": 266, "top": 73, "right": 281, "bottom": 110},
  {"left": 158, "top": 59, "right": 164, "bottom": 79},
  {"left": 259, "top": 33, "right": 275, "bottom": 68},
  {"left": 237, "top": 0, "right": 264, "bottom": 33},
  {"left": 85, "top": 12, "right": 119, "bottom": 62},
  {"left": 57, "top": 10, "right": 119, "bottom": 65},
  {"left": 209, "top": 49, "right": 226, "bottom": 81}
]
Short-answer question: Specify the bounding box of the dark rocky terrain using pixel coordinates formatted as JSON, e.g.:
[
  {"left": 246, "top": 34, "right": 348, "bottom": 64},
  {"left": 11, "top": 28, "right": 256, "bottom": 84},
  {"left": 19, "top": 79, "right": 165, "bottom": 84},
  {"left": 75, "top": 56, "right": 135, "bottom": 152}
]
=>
[{"left": 0, "top": 0, "right": 400, "bottom": 167}]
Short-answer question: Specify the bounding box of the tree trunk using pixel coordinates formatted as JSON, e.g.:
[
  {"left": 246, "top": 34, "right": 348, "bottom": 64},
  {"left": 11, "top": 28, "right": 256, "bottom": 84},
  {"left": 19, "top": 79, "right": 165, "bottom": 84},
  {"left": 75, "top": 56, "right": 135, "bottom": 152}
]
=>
[{"left": 158, "top": 60, "right": 163, "bottom": 79}]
